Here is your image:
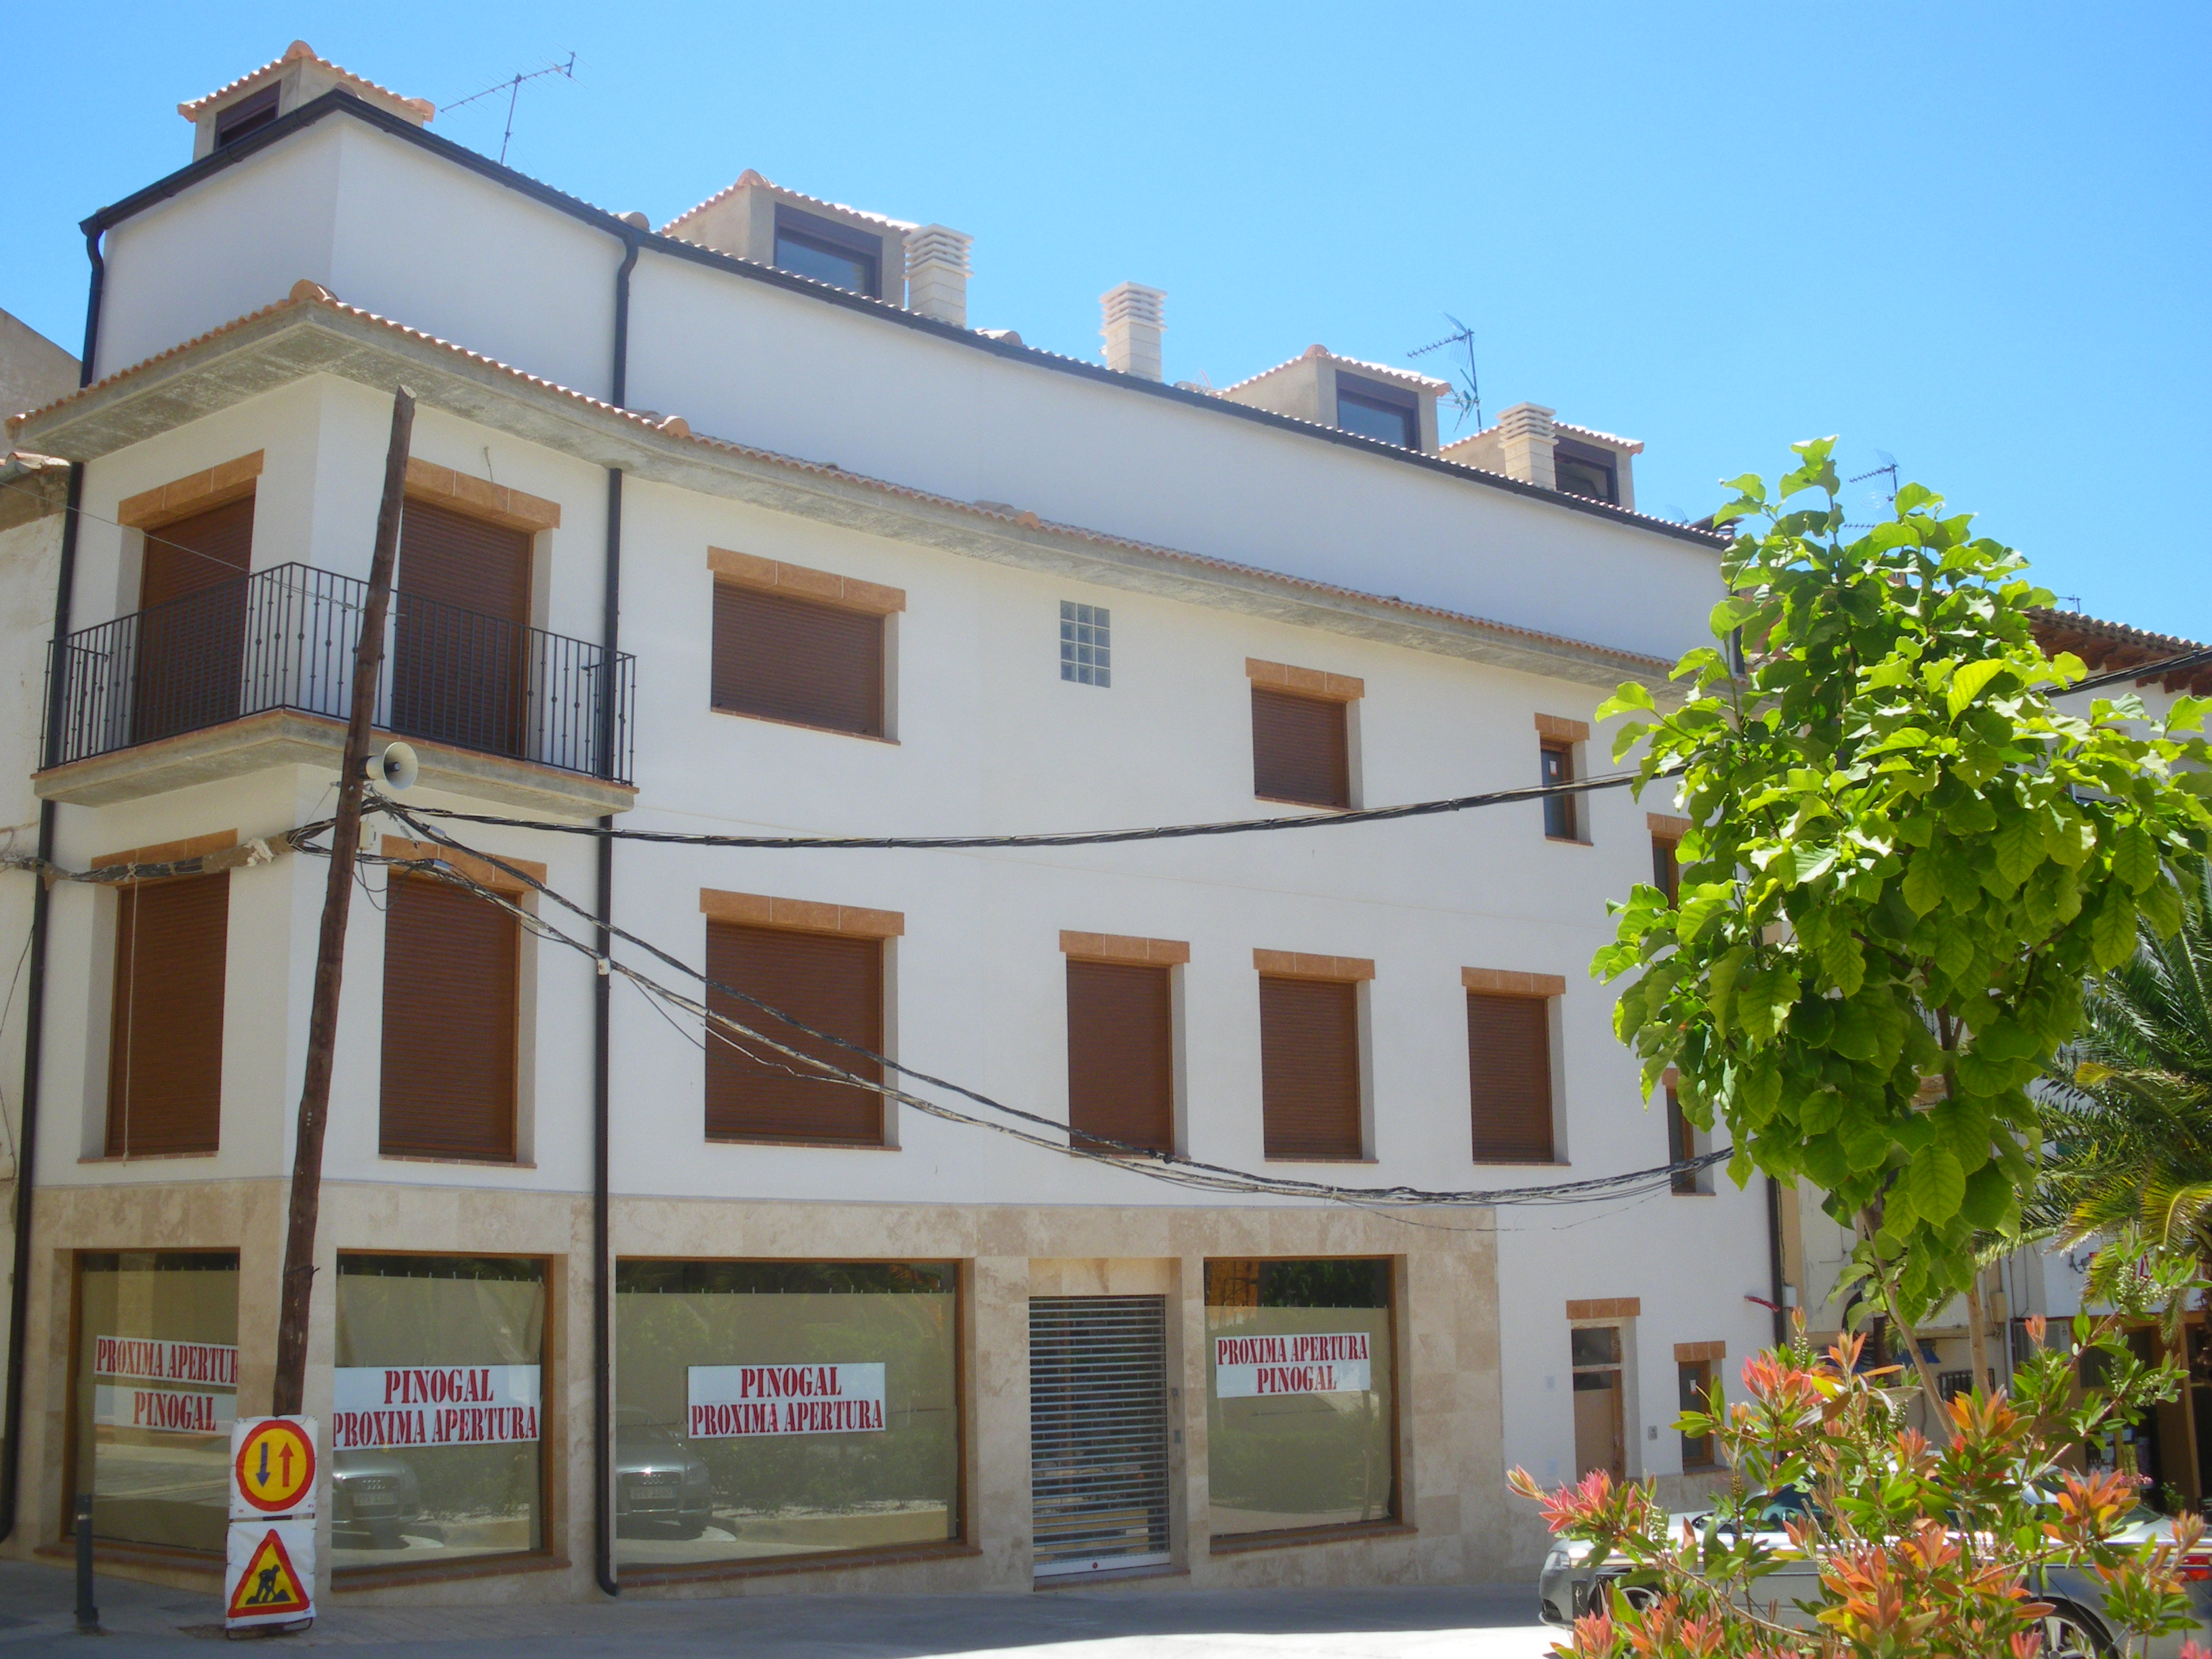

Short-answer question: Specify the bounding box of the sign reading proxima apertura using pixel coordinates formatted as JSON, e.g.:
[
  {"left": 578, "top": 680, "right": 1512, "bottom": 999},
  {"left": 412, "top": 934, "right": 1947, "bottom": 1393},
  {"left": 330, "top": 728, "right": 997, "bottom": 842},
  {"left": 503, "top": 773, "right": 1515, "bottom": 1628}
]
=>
[
  {"left": 1214, "top": 1332, "right": 1372, "bottom": 1398},
  {"left": 688, "top": 1362, "right": 886, "bottom": 1438},
  {"left": 330, "top": 1366, "right": 541, "bottom": 1450},
  {"left": 94, "top": 1335, "right": 239, "bottom": 1435}
]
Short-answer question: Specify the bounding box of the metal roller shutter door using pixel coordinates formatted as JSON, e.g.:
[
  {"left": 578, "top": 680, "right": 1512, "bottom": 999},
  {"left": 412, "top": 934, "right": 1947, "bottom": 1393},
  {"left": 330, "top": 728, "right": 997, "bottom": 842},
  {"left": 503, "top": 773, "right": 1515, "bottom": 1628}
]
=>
[{"left": 1029, "top": 1295, "right": 1170, "bottom": 1577}]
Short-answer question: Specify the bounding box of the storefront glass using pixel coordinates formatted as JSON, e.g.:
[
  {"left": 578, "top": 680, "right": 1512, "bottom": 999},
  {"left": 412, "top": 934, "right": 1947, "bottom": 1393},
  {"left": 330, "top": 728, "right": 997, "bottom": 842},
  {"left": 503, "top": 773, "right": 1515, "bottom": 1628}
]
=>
[
  {"left": 72, "top": 1251, "right": 240, "bottom": 1553},
  {"left": 614, "top": 1260, "right": 960, "bottom": 1571},
  {"left": 331, "top": 1254, "right": 546, "bottom": 1572},
  {"left": 1204, "top": 1257, "right": 1395, "bottom": 1538}
]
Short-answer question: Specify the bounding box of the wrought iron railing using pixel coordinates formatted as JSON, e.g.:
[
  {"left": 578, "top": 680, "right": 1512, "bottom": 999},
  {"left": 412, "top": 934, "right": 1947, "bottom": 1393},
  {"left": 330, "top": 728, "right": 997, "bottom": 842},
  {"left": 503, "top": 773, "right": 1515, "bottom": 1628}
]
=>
[{"left": 46, "top": 562, "right": 635, "bottom": 783}]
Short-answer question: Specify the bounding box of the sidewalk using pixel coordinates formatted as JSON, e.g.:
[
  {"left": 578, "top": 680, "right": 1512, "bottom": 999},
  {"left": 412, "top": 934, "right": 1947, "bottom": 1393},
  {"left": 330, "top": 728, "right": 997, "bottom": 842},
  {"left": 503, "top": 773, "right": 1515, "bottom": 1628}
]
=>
[{"left": 0, "top": 1559, "right": 1555, "bottom": 1656}]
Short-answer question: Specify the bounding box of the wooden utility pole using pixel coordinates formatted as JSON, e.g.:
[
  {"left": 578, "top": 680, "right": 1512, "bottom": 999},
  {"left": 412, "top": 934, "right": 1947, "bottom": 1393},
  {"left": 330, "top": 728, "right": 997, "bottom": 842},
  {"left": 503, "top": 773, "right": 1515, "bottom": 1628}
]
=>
[{"left": 271, "top": 386, "right": 414, "bottom": 1416}]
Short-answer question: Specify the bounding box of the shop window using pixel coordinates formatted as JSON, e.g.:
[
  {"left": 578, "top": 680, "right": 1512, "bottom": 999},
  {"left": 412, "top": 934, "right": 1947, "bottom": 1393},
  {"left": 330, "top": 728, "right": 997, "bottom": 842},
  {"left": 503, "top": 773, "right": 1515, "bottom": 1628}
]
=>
[
  {"left": 70, "top": 1251, "right": 239, "bottom": 1553},
  {"left": 330, "top": 1254, "right": 547, "bottom": 1574},
  {"left": 1204, "top": 1258, "right": 1395, "bottom": 1540},
  {"left": 613, "top": 1260, "right": 962, "bottom": 1572},
  {"left": 107, "top": 871, "right": 230, "bottom": 1156},
  {"left": 1678, "top": 1358, "right": 1716, "bottom": 1469}
]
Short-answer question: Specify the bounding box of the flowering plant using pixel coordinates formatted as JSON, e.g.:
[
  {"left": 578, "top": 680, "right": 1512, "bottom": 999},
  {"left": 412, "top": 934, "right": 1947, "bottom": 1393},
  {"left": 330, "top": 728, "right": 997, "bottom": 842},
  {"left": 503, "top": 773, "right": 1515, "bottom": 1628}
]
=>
[{"left": 1512, "top": 1316, "right": 2202, "bottom": 1659}]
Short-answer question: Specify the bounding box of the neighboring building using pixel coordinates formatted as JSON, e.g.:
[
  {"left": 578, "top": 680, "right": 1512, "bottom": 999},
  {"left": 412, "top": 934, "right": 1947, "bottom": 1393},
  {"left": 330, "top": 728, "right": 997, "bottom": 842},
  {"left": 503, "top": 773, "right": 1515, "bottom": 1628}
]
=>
[
  {"left": 0, "top": 309, "right": 79, "bottom": 428},
  {"left": 0, "top": 47, "right": 1772, "bottom": 1606}
]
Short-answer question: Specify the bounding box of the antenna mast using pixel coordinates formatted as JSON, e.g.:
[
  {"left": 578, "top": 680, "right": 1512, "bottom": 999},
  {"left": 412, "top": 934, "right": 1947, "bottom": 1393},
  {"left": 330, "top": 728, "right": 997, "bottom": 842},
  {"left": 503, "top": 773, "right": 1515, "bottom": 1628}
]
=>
[
  {"left": 1409, "top": 314, "right": 1483, "bottom": 432},
  {"left": 443, "top": 52, "right": 577, "bottom": 166}
]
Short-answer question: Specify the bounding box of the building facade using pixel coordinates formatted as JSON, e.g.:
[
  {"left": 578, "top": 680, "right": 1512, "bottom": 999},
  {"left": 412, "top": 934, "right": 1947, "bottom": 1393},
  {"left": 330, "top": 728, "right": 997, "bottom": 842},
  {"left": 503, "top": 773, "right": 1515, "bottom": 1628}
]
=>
[{"left": 0, "top": 46, "right": 1775, "bottom": 1605}]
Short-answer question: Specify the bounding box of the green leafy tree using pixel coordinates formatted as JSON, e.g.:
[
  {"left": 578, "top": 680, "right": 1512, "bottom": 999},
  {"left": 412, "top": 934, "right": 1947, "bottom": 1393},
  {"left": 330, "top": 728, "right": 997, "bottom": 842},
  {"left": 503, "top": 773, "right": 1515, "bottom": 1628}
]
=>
[
  {"left": 1511, "top": 1317, "right": 2198, "bottom": 1659},
  {"left": 1595, "top": 440, "right": 2211, "bottom": 1376}
]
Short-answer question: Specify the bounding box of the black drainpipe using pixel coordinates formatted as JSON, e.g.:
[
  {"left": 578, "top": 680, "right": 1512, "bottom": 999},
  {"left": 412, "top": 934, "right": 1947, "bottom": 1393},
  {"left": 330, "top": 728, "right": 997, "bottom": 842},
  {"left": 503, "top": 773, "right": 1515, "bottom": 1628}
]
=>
[
  {"left": 1765, "top": 1176, "right": 1788, "bottom": 1349},
  {"left": 592, "top": 222, "right": 640, "bottom": 1599},
  {"left": 1, "top": 230, "right": 100, "bottom": 1543}
]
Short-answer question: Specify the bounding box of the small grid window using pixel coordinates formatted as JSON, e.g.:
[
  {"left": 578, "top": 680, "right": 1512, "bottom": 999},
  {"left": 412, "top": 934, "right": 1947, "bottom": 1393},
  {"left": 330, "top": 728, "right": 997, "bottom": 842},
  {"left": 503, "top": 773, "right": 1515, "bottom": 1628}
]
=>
[{"left": 1060, "top": 602, "right": 1111, "bottom": 687}]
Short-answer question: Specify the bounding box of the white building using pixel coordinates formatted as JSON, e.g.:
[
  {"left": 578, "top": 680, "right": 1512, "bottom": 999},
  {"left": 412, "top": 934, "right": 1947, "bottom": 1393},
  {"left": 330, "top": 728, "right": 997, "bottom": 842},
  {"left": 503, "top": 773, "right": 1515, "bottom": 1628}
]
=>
[{"left": 0, "top": 45, "right": 1774, "bottom": 1606}]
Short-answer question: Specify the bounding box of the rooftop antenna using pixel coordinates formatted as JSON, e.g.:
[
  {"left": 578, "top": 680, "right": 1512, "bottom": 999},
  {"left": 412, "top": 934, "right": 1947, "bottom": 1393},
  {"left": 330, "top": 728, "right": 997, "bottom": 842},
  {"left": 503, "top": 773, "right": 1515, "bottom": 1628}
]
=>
[
  {"left": 1408, "top": 314, "right": 1483, "bottom": 432},
  {"left": 1841, "top": 449, "right": 1901, "bottom": 530},
  {"left": 443, "top": 52, "right": 576, "bottom": 166}
]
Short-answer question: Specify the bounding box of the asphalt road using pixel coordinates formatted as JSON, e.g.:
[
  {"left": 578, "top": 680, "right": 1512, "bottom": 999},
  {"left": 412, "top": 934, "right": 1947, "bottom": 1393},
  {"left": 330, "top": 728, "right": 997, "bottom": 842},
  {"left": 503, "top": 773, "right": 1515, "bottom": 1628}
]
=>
[{"left": 0, "top": 1559, "right": 1558, "bottom": 1656}]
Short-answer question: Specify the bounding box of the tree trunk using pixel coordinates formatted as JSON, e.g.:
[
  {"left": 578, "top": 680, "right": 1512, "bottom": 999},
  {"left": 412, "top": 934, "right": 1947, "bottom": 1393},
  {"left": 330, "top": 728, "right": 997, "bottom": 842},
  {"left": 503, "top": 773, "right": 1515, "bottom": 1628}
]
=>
[
  {"left": 1858, "top": 1208, "right": 1952, "bottom": 1436},
  {"left": 1967, "top": 1270, "right": 1994, "bottom": 1396}
]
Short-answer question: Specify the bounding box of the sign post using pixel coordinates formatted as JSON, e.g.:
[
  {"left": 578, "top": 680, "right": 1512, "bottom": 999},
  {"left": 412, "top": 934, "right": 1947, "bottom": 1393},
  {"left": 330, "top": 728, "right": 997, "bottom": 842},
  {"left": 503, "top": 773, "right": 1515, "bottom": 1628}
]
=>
[{"left": 225, "top": 1415, "right": 318, "bottom": 1635}]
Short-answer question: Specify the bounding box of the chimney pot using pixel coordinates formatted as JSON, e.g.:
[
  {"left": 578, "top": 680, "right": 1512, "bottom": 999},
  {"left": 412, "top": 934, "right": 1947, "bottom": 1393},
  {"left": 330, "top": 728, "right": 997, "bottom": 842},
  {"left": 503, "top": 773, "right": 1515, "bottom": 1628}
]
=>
[
  {"left": 905, "top": 225, "right": 973, "bottom": 327},
  {"left": 1101, "top": 283, "right": 1166, "bottom": 380},
  {"left": 1494, "top": 402, "right": 1558, "bottom": 490}
]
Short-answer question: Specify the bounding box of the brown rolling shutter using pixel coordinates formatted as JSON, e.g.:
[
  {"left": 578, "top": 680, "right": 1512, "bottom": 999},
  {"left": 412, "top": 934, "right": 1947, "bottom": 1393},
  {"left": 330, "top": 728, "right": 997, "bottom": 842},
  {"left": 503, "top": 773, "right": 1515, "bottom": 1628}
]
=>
[
  {"left": 108, "top": 872, "right": 230, "bottom": 1156},
  {"left": 1467, "top": 991, "right": 1554, "bottom": 1162},
  {"left": 704, "top": 922, "right": 883, "bottom": 1145},
  {"left": 134, "top": 496, "right": 253, "bottom": 744},
  {"left": 1252, "top": 687, "right": 1348, "bottom": 807},
  {"left": 381, "top": 873, "right": 518, "bottom": 1160},
  {"left": 1258, "top": 976, "right": 1361, "bottom": 1160},
  {"left": 1066, "top": 960, "right": 1174, "bottom": 1154},
  {"left": 393, "top": 499, "right": 533, "bottom": 758},
  {"left": 712, "top": 583, "right": 885, "bottom": 737}
]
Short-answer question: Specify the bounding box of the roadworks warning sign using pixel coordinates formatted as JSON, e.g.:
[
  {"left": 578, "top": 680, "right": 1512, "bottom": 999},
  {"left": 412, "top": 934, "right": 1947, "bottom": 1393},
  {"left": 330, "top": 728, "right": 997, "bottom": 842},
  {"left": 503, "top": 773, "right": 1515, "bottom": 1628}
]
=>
[{"left": 225, "top": 1521, "right": 315, "bottom": 1630}]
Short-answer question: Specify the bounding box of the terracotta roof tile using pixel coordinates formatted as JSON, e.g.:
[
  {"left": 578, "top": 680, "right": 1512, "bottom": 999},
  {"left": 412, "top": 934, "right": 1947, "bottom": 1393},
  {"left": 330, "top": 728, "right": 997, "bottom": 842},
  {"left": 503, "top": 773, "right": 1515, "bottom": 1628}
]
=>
[
  {"left": 12, "top": 283, "right": 1671, "bottom": 680},
  {"left": 1218, "top": 345, "right": 1453, "bottom": 400},
  {"left": 178, "top": 41, "right": 434, "bottom": 123},
  {"left": 1554, "top": 419, "right": 1643, "bottom": 455},
  {"left": 659, "top": 168, "right": 917, "bottom": 239}
]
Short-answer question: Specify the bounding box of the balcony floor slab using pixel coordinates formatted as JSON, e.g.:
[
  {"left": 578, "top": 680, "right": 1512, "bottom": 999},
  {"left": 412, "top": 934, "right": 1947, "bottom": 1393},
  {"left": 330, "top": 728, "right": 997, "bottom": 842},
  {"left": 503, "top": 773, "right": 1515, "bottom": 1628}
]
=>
[{"left": 34, "top": 708, "right": 636, "bottom": 818}]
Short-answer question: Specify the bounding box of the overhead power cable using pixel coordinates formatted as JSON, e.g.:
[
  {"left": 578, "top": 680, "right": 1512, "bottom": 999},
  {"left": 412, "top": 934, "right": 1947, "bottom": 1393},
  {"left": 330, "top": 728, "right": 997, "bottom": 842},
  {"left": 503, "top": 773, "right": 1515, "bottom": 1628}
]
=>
[
  {"left": 298, "top": 804, "right": 1728, "bottom": 1209},
  {"left": 373, "top": 765, "right": 1676, "bottom": 853}
]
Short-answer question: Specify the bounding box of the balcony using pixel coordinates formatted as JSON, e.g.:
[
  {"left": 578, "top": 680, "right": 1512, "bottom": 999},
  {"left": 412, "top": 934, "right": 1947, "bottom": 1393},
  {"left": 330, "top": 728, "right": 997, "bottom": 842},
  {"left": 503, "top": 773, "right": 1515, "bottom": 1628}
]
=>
[{"left": 39, "top": 562, "right": 636, "bottom": 816}]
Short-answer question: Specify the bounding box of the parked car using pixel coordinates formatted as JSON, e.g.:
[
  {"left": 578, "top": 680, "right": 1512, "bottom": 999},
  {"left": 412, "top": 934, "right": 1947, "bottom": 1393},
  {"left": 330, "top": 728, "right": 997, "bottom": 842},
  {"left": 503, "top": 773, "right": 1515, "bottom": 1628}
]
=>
[
  {"left": 1538, "top": 1487, "right": 2212, "bottom": 1659},
  {"left": 613, "top": 1419, "right": 714, "bottom": 1538},
  {"left": 331, "top": 1448, "right": 423, "bottom": 1547}
]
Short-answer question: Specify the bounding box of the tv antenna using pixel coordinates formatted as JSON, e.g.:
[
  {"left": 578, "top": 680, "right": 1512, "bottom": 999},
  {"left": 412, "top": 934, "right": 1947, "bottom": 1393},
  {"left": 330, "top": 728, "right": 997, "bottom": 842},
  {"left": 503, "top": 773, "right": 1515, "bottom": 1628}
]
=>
[
  {"left": 1409, "top": 314, "right": 1483, "bottom": 432},
  {"left": 443, "top": 53, "right": 576, "bottom": 166},
  {"left": 1846, "top": 449, "right": 1899, "bottom": 504}
]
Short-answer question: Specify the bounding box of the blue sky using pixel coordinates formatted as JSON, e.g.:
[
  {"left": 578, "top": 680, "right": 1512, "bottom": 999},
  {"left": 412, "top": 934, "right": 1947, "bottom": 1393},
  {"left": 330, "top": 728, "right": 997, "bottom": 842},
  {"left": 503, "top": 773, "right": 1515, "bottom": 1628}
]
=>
[{"left": 7, "top": 3, "right": 2207, "bottom": 640}]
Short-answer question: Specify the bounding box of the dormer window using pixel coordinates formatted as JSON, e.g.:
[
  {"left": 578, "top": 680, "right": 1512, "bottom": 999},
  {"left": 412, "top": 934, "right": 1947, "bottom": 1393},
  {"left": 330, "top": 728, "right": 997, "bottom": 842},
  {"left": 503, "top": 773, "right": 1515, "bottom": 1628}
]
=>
[
  {"left": 774, "top": 206, "right": 883, "bottom": 299},
  {"left": 1553, "top": 438, "right": 1619, "bottom": 505},
  {"left": 1334, "top": 374, "right": 1418, "bottom": 449},
  {"left": 213, "top": 87, "right": 280, "bottom": 149}
]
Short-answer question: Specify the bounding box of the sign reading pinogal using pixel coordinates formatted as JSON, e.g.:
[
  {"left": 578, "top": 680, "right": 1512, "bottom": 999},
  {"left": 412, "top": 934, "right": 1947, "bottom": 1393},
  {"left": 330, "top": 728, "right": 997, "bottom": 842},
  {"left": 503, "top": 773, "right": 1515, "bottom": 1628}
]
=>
[
  {"left": 330, "top": 1365, "right": 541, "bottom": 1450},
  {"left": 94, "top": 1334, "right": 239, "bottom": 1436},
  {"left": 1213, "top": 1332, "right": 1372, "bottom": 1398},
  {"left": 688, "top": 1361, "right": 886, "bottom": 1438}
]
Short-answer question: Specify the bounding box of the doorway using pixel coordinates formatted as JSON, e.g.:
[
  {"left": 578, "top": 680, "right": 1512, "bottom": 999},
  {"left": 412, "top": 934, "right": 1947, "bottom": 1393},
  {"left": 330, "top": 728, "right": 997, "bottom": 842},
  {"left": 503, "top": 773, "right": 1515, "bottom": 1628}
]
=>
[{"left": 1029, "top": 1295, "right": 1170, "bottom": 1578}]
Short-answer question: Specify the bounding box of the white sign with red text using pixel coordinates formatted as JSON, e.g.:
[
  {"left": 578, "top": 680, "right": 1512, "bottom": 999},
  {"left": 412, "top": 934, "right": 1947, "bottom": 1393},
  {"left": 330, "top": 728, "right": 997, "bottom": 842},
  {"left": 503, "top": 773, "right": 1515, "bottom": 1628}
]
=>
[
  {"left": 93, "top": 1334, "right": 238, "bottom": 1437},
  {"left": 1213, "top": 1332, "right": 1372, "bottom": 1398},
  {"left": 687, "top": 1362, "right": 886, "bottom": 1439},
  {"left": 330, "top": 1365, "right": 541, "bottom": 1450}
]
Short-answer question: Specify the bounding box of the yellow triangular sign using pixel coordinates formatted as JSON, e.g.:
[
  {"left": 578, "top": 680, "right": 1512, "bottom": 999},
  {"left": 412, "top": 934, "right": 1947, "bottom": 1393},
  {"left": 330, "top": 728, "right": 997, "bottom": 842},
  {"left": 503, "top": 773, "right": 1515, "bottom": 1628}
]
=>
[{"left": 226, "top": 1528, "right": 308, "bottom": 1619}]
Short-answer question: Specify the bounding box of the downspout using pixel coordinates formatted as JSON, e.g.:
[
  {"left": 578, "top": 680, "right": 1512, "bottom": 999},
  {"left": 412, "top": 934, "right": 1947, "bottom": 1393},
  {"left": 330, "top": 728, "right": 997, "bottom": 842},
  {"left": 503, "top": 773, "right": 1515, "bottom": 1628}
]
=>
[
  {"left": 1765, "top": 1176, "right": 1788, "bottom": 1349},
  {"left": 1, "top": 230, "right": 100, "bottom": 1542},
  {"left": 592, "top": 221, "right": 640, "bottom": 1599}
]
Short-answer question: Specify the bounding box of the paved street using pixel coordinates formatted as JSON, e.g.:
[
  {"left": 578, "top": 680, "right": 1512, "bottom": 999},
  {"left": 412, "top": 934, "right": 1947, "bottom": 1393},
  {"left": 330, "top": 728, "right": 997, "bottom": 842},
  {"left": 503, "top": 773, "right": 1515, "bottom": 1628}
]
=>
[{"left": 0, "top": 1560, "right": 1555, "bottom": 1656}]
